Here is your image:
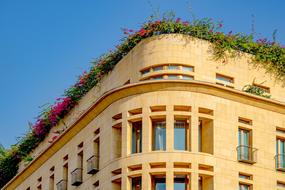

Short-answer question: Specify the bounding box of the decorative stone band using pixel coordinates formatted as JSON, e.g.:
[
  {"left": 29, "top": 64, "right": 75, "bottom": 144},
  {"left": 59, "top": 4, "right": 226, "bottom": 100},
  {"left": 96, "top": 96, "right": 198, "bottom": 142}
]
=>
[{"left": 3, "top": 80, "right": 285, "bottom": 190}]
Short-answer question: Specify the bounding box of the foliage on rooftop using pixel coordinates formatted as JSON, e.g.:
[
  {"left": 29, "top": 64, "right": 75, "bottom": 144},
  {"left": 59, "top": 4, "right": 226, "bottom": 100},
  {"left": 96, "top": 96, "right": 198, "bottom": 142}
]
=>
[{"left": 1, "top": 14, "right": 285, "bottom": 187}]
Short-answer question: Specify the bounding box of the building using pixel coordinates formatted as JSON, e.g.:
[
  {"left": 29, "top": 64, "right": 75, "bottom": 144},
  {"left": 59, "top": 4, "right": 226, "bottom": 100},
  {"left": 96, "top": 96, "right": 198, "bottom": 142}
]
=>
[{"left": 2, "top": 34, "right": 285, "bottom": 190}]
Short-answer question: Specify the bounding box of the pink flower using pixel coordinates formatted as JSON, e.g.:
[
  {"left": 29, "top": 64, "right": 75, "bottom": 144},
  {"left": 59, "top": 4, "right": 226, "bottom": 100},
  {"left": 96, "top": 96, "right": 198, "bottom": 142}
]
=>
[
  {"left": 219, "top": 23, "right": 223, "bottom": 28},
  {"left": 139, "top": 28, "right": 146, "bottom": 37},
  {"left": 176, "top": 18, "right": 181, "bottom": 23},
  {"left": 182, "top": 21, "right": 190, "bottom": 26},
  {"left": 209, "top": 30, "right": 213, "bottom": 33}
]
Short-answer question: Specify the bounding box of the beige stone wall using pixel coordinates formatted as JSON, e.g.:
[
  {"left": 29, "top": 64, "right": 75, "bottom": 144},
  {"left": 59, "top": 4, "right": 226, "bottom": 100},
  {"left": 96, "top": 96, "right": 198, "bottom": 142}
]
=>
[{"left": 4, "top": 34, "right": 285, "bottom": 190}]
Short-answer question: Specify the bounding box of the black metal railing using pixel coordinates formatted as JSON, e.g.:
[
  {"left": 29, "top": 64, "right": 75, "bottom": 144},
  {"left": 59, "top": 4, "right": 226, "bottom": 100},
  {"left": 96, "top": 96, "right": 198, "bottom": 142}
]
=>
[
  {"left": 71, "top": 168, "right": 83, "bottom": 186},
  {"left": 237, "top": 145, "right": 257, "bottom": 164},
  {"left": 275, "top": 154, "right": 285, "bottom": 171},
  {"left": 87, "top": 155, "right": 99, "bottom": 174},
  {"left": 56, "top": 179, "right": 67, "bottom": 190}
]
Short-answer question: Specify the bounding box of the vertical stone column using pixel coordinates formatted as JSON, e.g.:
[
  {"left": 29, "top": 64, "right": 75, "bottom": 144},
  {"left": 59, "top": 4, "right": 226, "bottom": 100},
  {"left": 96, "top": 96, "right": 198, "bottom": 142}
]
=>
[
  {"left": 191, "top": 105, "right": 199, "bottom": 153},
  {"left": 191, "top": 163, "right": 199, "bottom": 190},
  {"left": 142, "top": 162, "right": 151, "bottom": 189},
  {"left": 166, "top": 162, "right": 174, "bottom": 190},
  {"left": 121, "top": 111, "right": 129, "bottom": 157},
  {"left": 166, "top": 105, "right": 174, "bottom": 151},
  {"left": 142, "top": 106, "right": 151, "bottom": 153},
  {"left": 121, "top": 166, "right": 130, "bottom": 190}
]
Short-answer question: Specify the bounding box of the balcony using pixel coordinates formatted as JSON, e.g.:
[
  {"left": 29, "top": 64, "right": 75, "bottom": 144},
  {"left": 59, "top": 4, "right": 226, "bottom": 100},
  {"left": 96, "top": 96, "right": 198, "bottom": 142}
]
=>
[
  {"left": 275, "top": 154, "right": 285, "bottom": 171},
  {"left": 71, "top": 168, "right": 83, "bottom": 186},
  {"left": 56, "top": 180, "right": 67, "bottom": 190},
  {"left": 237, "top": 145, "right": 257, "bottom": 164},
  {"left": 87, "top": 155, "right": 99, "bottom": 174}
]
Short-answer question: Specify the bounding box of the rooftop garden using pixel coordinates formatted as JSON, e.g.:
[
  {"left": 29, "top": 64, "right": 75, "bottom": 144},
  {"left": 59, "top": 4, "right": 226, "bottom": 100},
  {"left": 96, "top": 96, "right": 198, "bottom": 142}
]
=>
[{"left": 1, "top": 14, "right": 285, "bottom": 187}]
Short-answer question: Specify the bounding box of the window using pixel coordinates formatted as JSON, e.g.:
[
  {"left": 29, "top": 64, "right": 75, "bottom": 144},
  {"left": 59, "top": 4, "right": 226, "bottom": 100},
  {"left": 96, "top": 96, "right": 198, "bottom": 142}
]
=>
[
  {"left": 239, "top": 173, "right": 252, "bottom": 180},
  {"left": 132, "top": 176, "right": 142, "bottom": 190},
  {"left": 141, "top": 68, "right": 150, "bottom": 75},
  {"left": 276, "top": 138, "right": 285, "bottom": 169},
  {"left": 131, "top": 121, "right": 142, "bottom": 154},
  {"left": 174, "top": 175, "right": 190, "bottom": 190},
  {"left": 216, "top": 74, "right": 234, "bottom": 83},
  {"left": 168, "top": 65, "right": 179, "bottom": 70},
  {"left": 199, "top": 175, "right": 214, "bottom": 190},
  {"left": 153, "top": 66, "right": 164, "bottom": 71},
  {"left": 182, "top": 65, "right": 194, "bottom": 72},
  {"left": 181, "top": 75, "right": 194, "bottom": 80},
  {"left": 153, "top": 75, "right": 164, "bottom": 80},
  {"left": 238, "top": 128, "right": 251, "bottom": 161},
  {"left": 152, "top": 120, "right": 166, "bottom": 151},
  {"left": 174, "top": 119, "right": 190, "bottom": 151},
  {"left": 152, "top": 175, "right": 166, "bottom": 190},
  {"left": 277, "top": 181, "right": 285, "bottom": 188},
  {"left": 168, "top": 74, "right": 179, "bottom": 79},
  {"left": 239, "top": 183, "right": 251, "bottom": 190}
]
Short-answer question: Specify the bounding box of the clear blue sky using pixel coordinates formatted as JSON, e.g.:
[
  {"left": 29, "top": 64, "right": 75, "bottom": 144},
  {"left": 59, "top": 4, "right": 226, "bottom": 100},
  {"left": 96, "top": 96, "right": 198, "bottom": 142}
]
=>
[{"left": 0, "top": 0, "right": 284, "bottom": 148}]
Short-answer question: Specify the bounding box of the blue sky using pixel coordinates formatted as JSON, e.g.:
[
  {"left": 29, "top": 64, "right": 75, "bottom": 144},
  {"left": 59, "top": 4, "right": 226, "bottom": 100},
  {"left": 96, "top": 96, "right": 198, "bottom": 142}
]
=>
[{"left": 0, "top": 0, "right": 284, "bottom": 148}]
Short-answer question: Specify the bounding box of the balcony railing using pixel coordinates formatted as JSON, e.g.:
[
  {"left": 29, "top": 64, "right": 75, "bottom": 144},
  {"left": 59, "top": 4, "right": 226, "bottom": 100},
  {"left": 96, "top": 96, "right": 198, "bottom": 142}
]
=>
[
  {"left": 87, "top": 155, "right": 99, "bottom": 174},
  {"left": 275, "top": 154, "right": 285, "bottom": 171},
  {"left": 237, "top": 145, "right": 257, "bottom": 164},
  {"left": 71, "top": 168, "right": 83, "bottom": 186},
  {"left": 56, "top": 180, "right": 67, "bottom": 190}
]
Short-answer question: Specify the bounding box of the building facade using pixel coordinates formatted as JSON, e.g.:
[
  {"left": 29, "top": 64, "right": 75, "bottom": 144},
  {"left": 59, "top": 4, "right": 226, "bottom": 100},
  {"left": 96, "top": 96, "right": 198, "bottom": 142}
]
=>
[{"left": 3, "top": 34, "right": 285, "bottom": 190}]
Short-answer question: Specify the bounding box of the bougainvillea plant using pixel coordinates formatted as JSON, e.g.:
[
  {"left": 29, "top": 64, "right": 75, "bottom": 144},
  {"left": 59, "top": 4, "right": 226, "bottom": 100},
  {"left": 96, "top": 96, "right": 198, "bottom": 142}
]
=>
[{"left": 1, "top": 14, "right": 285, "bottom": 187}]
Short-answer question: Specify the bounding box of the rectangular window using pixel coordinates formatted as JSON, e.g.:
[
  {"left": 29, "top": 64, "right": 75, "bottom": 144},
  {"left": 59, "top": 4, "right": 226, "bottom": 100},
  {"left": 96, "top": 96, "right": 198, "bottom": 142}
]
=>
[
  {"left": 168, "top": 65, "right": 179, "bottom": 70},
  {"left": 152, "top": 175, "right": 166, "bottom": 190},
  {"left": 181, "top": 75, "right": 194, "bottom": 80},
  {"left": 238, "top": 128, "right": 251, "bottom": 161},
  {"left": 153, "top": 66, "right": 164, "bottom": 71},
  {"left": 168, "top": 74, "right": 179, "bottom": 79},
  {"left": 152, "top": 120, "right": 166, "bottom": 151},
  {"left": 216, "top": 74, "right": 234, "bottom": 83},
  {"left": 153, "top": 75, "right": 164, "bottom": 80},
  {"left": 277, "top": 181, "right": 285, "bottom": 188},
  {"left": 174, "top": 119, "right": 190, "bottom": 151},
  {"left": 182, "top": 65, "right": 194, "bottom": 72},
  {"left": 239, "top": 183, "right": 250, "bottom": 190},
  {"left": 174, "top": 175, "right": 190, "bottom": 190},
  {"left": 132, "top": 121, "right": 142, "bottom": 154},
  {"left": 132, "top": 176, "right": 142, "bottom": 190},
  {"left": 276, "top": 138, "right": 285, "bottom": 169}
]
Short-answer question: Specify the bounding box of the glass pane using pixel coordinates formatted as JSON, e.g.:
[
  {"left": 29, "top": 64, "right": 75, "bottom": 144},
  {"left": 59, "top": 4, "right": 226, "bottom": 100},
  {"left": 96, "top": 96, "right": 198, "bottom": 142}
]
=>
[
  {"left": 132, "top": 121, "right": 142, "bottom": 154},
  {"left": 168, "top": 74, "right": 178, "bottom": 79},
  {"left": 153, "top": 66, "right": 163, "bottom": 71},
  {"left": 132, "top": 177, "right": 142, "bottom": 190},
  {"left": 153, "top": 122, "right": 166, "bottom": 150},
  {"left": 182, "top": 75, "right": 194, "bottom": 80},
  {"left": 154, "top": 178, "right": 166, "bottom": 190},
  {"left": 174, "top": 176, "right": 187, "bottom": 190},
  {"left": 182, "top": 66, "right": 194, "bottom": 72},
  {"left": 174, "top": 121, "right": 186, "bottom": 150},
  {"left": 168, "top": 65, "right": 179, "bottom": 70}
]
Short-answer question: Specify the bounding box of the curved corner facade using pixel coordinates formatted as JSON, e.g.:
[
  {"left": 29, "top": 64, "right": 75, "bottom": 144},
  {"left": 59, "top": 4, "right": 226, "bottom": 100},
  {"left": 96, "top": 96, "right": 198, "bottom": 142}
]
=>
[{"left": 3, "top": 34, "right": 285, "bottom": 190}]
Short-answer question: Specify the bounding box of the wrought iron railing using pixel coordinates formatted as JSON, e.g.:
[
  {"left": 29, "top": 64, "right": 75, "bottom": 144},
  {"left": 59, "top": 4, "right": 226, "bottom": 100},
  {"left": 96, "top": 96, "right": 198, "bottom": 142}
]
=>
[
  {"left": 56, "top": 179, "right": 67, "bottom": 190},
  {"left": 237, "top": 145, "right": 257, "bottom": 164},
  {"left": 87, "top": 155, "right": 99, "bottom": 174},
  {"left": 71, "top": 168, "right": 83, "bottom": 186},
  {"left": 275, "top": 154, "right": 285, "bottom": 171}
]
